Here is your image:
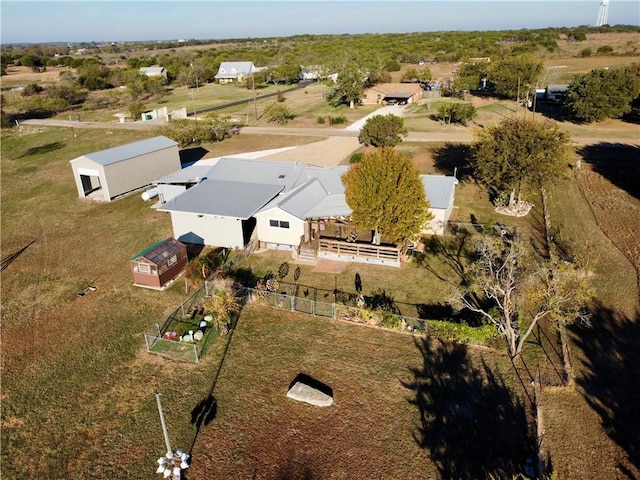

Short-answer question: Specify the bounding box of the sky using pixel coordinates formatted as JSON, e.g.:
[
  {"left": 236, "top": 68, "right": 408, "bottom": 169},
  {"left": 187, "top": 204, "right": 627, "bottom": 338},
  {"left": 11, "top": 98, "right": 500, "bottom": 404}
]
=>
[{"left": 1, "top": 0, "right": 639, "bottom": 44}]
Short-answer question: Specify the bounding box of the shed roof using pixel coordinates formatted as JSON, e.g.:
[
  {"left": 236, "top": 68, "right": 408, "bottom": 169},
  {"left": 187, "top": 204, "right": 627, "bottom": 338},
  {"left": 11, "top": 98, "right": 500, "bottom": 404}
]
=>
[
  {"left": 157, "top": 179, "right": 283, "bottom": 219},
  {"left": 130, "top": 237, "right": 185, "bottom": 264},
  {"left": 72, "top": 136, "right": 178, "bottom": 167},
  {"left": 421, "top": 175, "right": 458, "bottom": 209}
]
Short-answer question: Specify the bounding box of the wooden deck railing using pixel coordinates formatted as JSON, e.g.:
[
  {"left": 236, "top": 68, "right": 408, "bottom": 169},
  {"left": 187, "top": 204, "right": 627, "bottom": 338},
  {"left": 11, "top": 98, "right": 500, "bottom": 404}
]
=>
[{"left": 318, "top": 238, "right": 400, "bottom": 262}]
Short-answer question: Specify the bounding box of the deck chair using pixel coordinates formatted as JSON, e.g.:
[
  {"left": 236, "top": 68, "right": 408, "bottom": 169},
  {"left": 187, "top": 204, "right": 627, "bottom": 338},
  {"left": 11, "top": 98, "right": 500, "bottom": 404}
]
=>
[{"left": 347, "top": 231, "right": 358, "bottom": 243}]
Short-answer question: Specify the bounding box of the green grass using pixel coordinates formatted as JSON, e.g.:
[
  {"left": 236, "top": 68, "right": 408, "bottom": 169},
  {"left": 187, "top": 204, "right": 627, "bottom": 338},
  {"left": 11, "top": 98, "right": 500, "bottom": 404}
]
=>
[{"left": 2, "top": 105, "right": 638, "bottom": 478}]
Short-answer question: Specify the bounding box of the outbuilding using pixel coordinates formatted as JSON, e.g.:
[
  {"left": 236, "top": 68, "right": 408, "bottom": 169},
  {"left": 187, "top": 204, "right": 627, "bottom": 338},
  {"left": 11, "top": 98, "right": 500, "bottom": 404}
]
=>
[
  {"left": 69, "top": 136, "right": 180, "bottom": 202},
  {"left": 130, "top": 237, "right": 187, "bottom": 290}
]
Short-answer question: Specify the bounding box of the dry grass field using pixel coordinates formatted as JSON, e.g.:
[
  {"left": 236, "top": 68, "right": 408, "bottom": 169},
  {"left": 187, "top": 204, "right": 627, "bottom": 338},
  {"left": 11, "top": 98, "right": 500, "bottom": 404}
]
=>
[{"left": 2, "top": 33, "right": 640, "bottom": 478}]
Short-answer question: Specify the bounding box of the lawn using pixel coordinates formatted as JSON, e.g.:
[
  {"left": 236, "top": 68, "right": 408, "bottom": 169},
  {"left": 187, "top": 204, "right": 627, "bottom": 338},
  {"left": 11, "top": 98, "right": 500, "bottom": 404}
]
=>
[{"left": 2, "top": 86, "right": 639, "bottom": 479}]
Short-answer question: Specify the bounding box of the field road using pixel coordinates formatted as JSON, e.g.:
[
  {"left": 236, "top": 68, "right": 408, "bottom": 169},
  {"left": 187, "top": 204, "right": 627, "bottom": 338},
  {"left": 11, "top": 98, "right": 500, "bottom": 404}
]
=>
[{"left": 19, "top": 117, "right": 639, "bottom": 148}]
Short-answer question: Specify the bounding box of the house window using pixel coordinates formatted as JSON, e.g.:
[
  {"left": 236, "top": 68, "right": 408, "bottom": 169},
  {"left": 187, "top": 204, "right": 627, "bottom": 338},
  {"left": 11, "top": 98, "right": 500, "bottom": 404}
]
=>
[
  {"left": 167, "top": 255, "right": 177, "bottom": 267},
  {"left": 269, "top": 219, "right": 290, "bottom": 229}
]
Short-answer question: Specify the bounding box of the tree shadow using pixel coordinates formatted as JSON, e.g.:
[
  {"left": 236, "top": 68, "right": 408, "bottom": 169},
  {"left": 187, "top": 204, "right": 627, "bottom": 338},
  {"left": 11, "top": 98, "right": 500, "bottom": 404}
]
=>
[
  {"left": 403, "top": 337, "right": 536, "bottom": 479},
  {"left": 576, "top": 143, "right": 640, "bottom": 201},
  {"left": 416, "top": 232, "right": 474, "bottom": 286},
  {"left": 364, "top": 288, "right": 401, "bottom": 314},
  {"left": 415, "top": 302, "right": 485, "bottom": 326},
  {"left": 432, "top": 142, "right": 472, "bottom": 181},
  {"left": 22, "top": 141, "right": 65, "bottom": 157},
  {"left": 573, "top": 301, "right": 640, "bottom": 471}
]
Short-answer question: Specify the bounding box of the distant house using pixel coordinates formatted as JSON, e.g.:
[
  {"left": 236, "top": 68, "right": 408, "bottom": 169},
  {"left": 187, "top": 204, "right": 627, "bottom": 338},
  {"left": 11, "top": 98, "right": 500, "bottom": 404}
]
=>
[
  {"left": 130, "top": 237, "right": 187, "bottom": 290},
  {"left": 299, "top": 65, "right": 323, "bottom": 81},
  {"left": 140, "top": 66, "right": 168, "bottom": 82},
  {"left": 214, "top": 62, "right": 261, "bottom": 84},
  {"left": 69, "top": 136, "right": 180, "bottom": 202},
  {"left": 157, "top": 158, "right": 457, "bottom": 266},
  {"left": 362, "top": 83, "right": 423, "bottom": 105},
  {"left": 545, "top": 84, "right": 570, "bottom": 102}
]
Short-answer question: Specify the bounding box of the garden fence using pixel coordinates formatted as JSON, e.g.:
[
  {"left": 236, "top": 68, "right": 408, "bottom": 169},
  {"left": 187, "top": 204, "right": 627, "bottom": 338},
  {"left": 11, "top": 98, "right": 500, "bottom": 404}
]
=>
[
  {"left": 244, "top": 287, "right": 427, "bottom": 333},
  {"left": 146, "top": 281, "right": 219, "bottom": 363}
]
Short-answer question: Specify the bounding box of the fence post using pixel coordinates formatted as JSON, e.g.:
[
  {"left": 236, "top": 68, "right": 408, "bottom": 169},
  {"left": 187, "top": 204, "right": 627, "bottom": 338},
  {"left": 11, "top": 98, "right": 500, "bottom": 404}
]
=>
[{"left": 290, "top": 294, "right": 295, "bottom": 312}]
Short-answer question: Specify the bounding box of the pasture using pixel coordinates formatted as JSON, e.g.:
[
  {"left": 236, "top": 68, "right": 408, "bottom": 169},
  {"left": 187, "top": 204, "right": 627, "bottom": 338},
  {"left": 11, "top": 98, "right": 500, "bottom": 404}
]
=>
[{"left": 2, "top": 59, "right": 640, "bottom": 478}]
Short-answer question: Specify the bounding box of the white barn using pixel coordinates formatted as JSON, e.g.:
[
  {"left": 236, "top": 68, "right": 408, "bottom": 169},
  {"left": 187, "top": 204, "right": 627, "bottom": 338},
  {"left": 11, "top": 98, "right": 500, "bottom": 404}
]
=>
[{"left": 69, "top": 136, "right": 180, "bottom": 202}]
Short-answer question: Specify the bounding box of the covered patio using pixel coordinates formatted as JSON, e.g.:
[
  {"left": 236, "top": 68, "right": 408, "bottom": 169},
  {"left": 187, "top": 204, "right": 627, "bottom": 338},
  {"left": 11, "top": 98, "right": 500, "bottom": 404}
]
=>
[{"left": 301, "top": 218, "right": 402, "bottom": 267}]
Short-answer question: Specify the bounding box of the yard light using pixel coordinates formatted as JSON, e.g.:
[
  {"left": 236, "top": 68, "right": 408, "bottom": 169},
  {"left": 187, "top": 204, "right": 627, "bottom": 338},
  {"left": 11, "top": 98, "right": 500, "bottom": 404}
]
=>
[{"left": 154, "top": 393, "right": 190, "bottom": 478}]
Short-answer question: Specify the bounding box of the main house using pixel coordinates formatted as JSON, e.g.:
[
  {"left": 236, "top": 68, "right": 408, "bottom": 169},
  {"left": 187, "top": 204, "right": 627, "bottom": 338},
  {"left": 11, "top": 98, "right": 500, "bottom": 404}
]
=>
[{"left": 156, "top": 158, "right": 457, "bottom": 266}]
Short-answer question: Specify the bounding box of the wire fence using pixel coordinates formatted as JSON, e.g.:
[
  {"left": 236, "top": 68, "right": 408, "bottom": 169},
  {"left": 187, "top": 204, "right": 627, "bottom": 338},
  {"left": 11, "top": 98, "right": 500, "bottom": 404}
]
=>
[
  {"left": 246, "top": 287, "right": 429, "bottom": 334},
  {"left": 145, "top": 281, "right": 220, "bottom": 363}
]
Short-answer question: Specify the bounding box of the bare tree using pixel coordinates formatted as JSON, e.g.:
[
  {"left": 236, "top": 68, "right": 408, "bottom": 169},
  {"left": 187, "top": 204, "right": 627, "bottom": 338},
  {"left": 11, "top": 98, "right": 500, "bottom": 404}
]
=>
[{"left": 452, "top": 236, "right": 592, "bottom": 359}]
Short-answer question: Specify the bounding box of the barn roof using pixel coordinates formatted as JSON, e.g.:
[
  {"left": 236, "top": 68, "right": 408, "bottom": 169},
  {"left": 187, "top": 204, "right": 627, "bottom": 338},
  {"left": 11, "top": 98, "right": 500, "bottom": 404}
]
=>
[
  {"left": 130, "top": 237, "right": 185, "bottom": 264},
  {"left": 74, "top": 136, "right": 178, "bottom": 167}
]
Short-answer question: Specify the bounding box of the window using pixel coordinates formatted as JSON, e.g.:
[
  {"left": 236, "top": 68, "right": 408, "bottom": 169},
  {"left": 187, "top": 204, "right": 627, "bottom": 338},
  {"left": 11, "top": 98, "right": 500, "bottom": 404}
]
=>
[
  {"left": 138, "top": 263, "right": 151, "bottom": 274},
  {"left": 167, "top": 255, "right": 177, "bottom": 267},
  {"left": 269, "top": 219, "right": 290, "bottom": 229}
]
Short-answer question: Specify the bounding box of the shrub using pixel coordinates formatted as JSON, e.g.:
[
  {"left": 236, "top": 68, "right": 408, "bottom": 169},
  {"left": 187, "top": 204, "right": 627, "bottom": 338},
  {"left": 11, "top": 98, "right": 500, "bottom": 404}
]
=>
[
  {"left": 264, "top": 103, "right": 293, "bottom": 124},
  {"left": 579, "top": 48, "right": 592, "bottom": 58},
  {"left": 316, "top": 116, "right": 326, "bottom": 124},
  {"left": 596, "top": 45, "right": 614, "bottom": 55},
  {"left": 329, "top": 115, "right": 347, "bottom": 125}
]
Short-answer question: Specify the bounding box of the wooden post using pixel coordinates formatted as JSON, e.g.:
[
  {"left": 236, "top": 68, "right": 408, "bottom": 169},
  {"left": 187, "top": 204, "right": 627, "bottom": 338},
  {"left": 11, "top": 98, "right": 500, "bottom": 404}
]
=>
[{"left": 533, "top": 364, "right": 545, "bottom": 478}]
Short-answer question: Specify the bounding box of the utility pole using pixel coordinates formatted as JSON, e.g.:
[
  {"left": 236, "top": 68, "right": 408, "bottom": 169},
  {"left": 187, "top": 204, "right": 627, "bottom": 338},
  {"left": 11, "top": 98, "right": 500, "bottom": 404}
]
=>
[{"left": 252, "top": 71, "right": 257, "bottom": 120}]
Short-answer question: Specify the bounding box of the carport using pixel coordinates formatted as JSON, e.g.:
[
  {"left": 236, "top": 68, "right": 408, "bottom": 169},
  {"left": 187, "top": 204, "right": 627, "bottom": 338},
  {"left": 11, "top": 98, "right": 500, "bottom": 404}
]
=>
[{"left": 384, "top": 92, "right": 413, "bottom": 105}]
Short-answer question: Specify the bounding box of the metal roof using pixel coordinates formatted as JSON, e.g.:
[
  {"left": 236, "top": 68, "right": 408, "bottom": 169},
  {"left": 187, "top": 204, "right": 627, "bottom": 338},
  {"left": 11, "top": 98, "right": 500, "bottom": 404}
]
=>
[
  {"left": 207, "top": 157, "right": 306, "bottom": 190},
  {"left": 421, "top": 175, "right": 457, "bottom": 209},
  {"left": 292, "top": 165, "right": 348, "bottom": 194},
  {"left": 154, "top": 165, "right": 216, "bottom": 184},
  {"left": 259, "top": 178, "right": 352, "bottom": 220},
  {"left": 157, "top": 179, "right": 283, "bottom": 219},
  {"left": 76, "top": 136, "right": 178, "bottom": 167},
  {"left": 130, "top": 237, "right": 185, "bottom": 264}
]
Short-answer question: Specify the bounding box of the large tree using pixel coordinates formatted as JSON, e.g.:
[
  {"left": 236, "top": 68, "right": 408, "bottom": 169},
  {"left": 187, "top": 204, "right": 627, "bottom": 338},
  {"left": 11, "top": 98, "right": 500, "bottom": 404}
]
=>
[
  {"left": 470, "top": 117, "right": 572, "bottom": 207},
  {"left": 342, "top": 148, "right": 432, "bottom": 245},
  {"left": 564, "top": 65, "right": 640, "bottom": 123},
  {"left": 488, "top": 55, "right": 543, "bottom": 100},
  {"left": 358, "top": 114, "right": 408, "bottom": 148},
  {"left": 327, "top": 50, "right": 384, "bottom": 108},
  {"left": 453, "top": 236, "right": 593, "bottom": 358}
]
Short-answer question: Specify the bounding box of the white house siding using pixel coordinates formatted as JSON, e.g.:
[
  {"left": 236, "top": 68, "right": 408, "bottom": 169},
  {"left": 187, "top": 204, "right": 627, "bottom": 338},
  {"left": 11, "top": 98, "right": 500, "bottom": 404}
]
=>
[
  {"left": 424, "top": 209, "right": 447, "bottom": 236},
  {"left": 102, "top": 147, "right": 180, "bottom": 200},
  {"left": 255, "top": 209, "right": 305, "bottom": 249},
  {"left": 170, "top": 212, "right": 245, "bottom": 248}
]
